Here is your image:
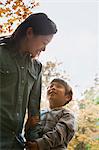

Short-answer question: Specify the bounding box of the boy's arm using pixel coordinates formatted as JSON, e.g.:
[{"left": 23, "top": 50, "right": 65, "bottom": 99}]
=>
[{"left": 35, "top": 110, "right": 75, "bottom": 150}]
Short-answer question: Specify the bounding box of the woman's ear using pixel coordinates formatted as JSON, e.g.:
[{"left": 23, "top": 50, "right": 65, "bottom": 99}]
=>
[{"left": 26, "top": 27, "right": 34, "bottom": 39}]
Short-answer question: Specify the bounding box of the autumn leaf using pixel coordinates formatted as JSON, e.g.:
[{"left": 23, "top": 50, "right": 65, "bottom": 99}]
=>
[{"left": 0, "top": 0, "right": 40, "bottom": 34}]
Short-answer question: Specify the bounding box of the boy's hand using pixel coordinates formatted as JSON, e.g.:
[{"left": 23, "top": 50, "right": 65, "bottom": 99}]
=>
[{"left": 25, "top": 141, "right": 39, "bottom": 150}]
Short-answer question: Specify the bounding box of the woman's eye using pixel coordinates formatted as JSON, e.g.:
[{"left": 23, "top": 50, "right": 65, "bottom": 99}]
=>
[{"left": 43, "top": 41, "right": 47, "bottom": 46}]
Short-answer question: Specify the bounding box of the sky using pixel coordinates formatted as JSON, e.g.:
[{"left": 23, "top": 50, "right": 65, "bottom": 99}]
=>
[
  {"left": 1, "top": 0, "right": 99, "bottom": 99},
  {"left": 32, "top": 0, "right": 98, "bottom": 99}
]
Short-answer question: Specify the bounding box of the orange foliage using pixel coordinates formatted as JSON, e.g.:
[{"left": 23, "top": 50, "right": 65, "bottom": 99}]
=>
[
  {"left": 68, "top": 99, "right": 99, "bottom": 150},
  {"left": 0, "top": 0, "right": 40, "bottom": 34}
]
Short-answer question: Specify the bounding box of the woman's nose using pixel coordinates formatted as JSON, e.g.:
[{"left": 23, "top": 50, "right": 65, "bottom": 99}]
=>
[{"left": 42, "top": 47, "right": 46, "bottom": 51}]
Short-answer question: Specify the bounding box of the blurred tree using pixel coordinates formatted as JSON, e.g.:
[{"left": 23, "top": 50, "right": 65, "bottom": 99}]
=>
[
  {"left": 67, "top": 74, "right": 99, "bottom": 150},
  {"left": 68, "top": 99, "right": 99, "bottom": 150},
  {"left": 42, "top": 60, "right": 70, "bottom": 88},
  {"left": 83, "top": 74, "right": 99, "bottom": 104},
  {"left": 41, "top": 60, "right": 71, "bottom": 108},
  {"left": 0, "top": 0, "right": 39, "bottom": 34}
]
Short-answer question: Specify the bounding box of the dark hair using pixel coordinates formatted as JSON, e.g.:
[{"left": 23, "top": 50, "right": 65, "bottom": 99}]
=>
[
  {"left": 0, "top": 13, "right": 57, "bottom": 45},
  {"left": 51, "top": 78, "right": 73, "bottom": 104},
  {"left": 12, "top": 13, "right": 57, "bottom": 39}
]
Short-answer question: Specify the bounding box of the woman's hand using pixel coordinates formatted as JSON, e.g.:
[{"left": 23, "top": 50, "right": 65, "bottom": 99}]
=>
[{"left": 25, "top": 116, "right": 40, "bottom": 132}]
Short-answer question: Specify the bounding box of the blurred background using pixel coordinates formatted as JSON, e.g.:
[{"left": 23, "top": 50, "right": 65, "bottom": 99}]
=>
[{"left": 0, "top": 0, "right": 99, "bottom": 149}]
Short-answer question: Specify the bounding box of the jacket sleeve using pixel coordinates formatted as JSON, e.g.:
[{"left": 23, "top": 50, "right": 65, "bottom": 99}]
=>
[
  {"left": 25, "top": 60, "right": 42, "bottom": 141},
  {"left": 28, "top": 60, "right": 42, "bottom": 118},
  {"left": 35, "top": 110, "right": 75, "bottom": 150}
]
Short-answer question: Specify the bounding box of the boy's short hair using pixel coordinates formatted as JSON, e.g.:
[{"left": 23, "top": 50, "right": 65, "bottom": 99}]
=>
[{"left": 51, "top": 78, "right": 73, "bottom": 104}]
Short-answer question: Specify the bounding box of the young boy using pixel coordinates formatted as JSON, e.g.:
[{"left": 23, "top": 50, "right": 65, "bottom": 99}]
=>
[{"left": 25, "top": 78, "right": 75, "bottom": 150}]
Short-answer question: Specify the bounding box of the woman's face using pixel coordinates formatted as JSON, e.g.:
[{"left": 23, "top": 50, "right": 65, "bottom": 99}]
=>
[{"left": 26, "top": 27, "right": 53, "bottom": 58}]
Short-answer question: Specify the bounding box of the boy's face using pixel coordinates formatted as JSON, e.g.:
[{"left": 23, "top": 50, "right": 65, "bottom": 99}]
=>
[{"left": 47, "top": 81, "right": 69, "bottom": 109}]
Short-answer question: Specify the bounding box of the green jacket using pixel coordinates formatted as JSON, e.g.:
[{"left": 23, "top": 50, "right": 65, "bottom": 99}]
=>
[{"left": 0, "top": 42, "right": 42, "bottom": 149}]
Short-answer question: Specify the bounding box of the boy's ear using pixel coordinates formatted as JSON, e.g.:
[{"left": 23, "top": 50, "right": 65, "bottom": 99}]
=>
[{"left": 65, "top": 95, "right": 71, "bottom": 102}]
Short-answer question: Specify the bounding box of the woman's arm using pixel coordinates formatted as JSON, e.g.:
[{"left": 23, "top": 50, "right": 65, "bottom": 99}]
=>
[{"left": 25, "top": 60, "right": 42, "bottom": 141}]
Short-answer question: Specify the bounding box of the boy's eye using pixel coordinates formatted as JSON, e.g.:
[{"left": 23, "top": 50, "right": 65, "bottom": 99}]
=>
[
  {"left": 49, "top": 85, "right": 53, "bottom": 88},
  {"left": 47, "top": 84, "right": 53, "bottom": 89}
]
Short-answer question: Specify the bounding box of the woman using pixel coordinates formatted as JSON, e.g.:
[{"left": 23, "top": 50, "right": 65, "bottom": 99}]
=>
[{"left": 0, "top": 13, "right": 57, "bottom": 150}]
